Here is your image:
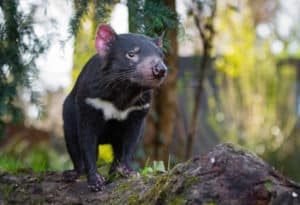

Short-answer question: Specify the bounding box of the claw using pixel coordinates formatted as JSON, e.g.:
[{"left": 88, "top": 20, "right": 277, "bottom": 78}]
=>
[
  {"left": 88, "top": 184, "right": 103, "bottom": 192},
  {"left": 88, "top": 173, "right": 105, "bottom": 192},
  {"left": 110, "top": 164, "right": 137, "bottom": 178}
]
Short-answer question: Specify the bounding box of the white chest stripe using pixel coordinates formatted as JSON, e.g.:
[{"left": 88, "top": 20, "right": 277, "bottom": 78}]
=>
[{"left": 85, "top": 98, "right": 150, "bottom": 121}]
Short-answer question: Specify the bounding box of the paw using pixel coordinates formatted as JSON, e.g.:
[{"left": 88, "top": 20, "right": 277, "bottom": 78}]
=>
[
  {"left": 62, "top": 170, "right": 80, "bottom": 182},
  {"left": 88, "top": 173, "right": 105, "bottom": 192},
  {"left": 111, "top": 165, "right": 137, "bottom": 178}
]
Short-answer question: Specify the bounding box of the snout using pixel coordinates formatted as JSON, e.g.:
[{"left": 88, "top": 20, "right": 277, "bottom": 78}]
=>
[
  {"left": 131, "top": 57, "right": 168, "bottom": 88},
  {"left": 152, "top": 62, "right": 167, "bottom": 79}
]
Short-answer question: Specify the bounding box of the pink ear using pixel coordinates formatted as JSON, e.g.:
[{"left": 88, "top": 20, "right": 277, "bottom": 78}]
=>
[{"left": 95, "top": 25, "right": 116, "bottom": 57}]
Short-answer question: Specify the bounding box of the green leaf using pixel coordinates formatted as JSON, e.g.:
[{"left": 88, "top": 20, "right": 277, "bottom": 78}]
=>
[
  {"left": 141, "top": 167, "right": 154, "bottom": 175},
  {"left": 153, "top": 160, "right": 166, "bottom": 173}
]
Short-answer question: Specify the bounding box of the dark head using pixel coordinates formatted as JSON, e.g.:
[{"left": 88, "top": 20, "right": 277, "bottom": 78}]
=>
[{"left": 95, "top": 25, "right": 167, "bottom": 89}]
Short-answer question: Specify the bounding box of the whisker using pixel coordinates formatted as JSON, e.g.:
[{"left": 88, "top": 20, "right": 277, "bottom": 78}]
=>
[{"left": 99, "top": 74, "right": 132, "bottom": 90}]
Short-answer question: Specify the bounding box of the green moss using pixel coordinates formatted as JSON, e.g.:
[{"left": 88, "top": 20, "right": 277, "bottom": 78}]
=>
[
  {"left": 109, "top": 170, "right": 198, "bottom": 205},
  {"left": 115, "top": 180, "right": 132, "bottom": 193},
  {"left": 128, "top": 194, "right": 139, "bottom": 205},
  {"left": 110, "top": 179, "right": 137, "bottom": 205},
  {"left": 32, "top": 197, "right": 46, "bottom": 205},
  {"left": 135, "top": 173, "right": 198, "bottom": 205},
  {"left": 168, "top": 196, "right": 187, "bottom": 205},
  {"left": 183, "top": 174, "right": 199, "bottom": 188},
  {"left": 264, "top": 180, "right": 273, "bottom": 192},
  {"left": 146, "top": 175, "right": 170, "bottom": 203}
]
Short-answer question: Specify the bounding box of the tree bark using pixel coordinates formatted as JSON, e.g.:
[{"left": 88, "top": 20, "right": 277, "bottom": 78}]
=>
[
  {"left": 126, "top": 0, "right": 179, "bottom": 163},
  {"left": 147, "top": 0, "right": 179, "bottom": 162},
  {"left": 1, "top": 143, "right": 299, "bottom": 205}
]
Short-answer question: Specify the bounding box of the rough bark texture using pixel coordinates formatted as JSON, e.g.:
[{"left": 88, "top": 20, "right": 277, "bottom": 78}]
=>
[
  {"left": 0, "top": 143, "right": 299, "bottom": 205},
  {"left": 144, "top": 0, "right": 179, "bottom": 162}
]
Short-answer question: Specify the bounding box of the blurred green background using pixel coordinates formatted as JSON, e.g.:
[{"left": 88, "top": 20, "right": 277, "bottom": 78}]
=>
[{"left": 1, "top": 0, "right": 300, "bottom": 182}]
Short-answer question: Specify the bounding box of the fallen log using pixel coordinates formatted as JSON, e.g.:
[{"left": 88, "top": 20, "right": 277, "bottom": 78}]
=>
[{"left": 0, "top": 143, "right": 299, "bottom": 205}]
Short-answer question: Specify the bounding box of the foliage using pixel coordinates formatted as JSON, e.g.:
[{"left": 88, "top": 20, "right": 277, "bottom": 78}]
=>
[
  {"left": 209, "top": 2, "right": 299, "bottom": 180},
  {"left": 186, "top": 0, "right": 217, "bottom": 159},
  {"left": 0, "top": 144, "right": 71, "bottom": 172},
  {"left": 68, "top": 0, "right": 122, "bottom": 84},
  {"left": 0, "top": 143, "right": 112, "bottom": 173},
  {"left": 128, "top": 0, "right": 180, "bottom": 162},
  {"left": 0, "top": 0, "right": 46, "bottom": 137},
  {"left": 70, "top": 0, "right": 116, "bottom": 36},
  {"left": 128, "top": 0, "right": 178, "bottom": 47},
  {"left": 70, "top": 0, "right": 117, "bottom": 82},
  {"left": 71, "top": 3, "right": 97, "bottom": 83},
  {"left": 70, "top": 0, "right": 127, "bottom": 82},
  {"left": 141, "top": 160, "right": 166, "bottom": 175},
  {"left": 0, "top": 155, "right": 23, "bottom": 173}
]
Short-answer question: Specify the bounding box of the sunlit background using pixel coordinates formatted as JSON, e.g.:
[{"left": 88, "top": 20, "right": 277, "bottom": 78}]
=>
[{"left": 1, "top": 0, "right": 300, "bottom": 181}]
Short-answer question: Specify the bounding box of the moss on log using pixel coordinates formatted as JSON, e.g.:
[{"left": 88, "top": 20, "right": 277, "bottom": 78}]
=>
[{"left": 0, "top": 143, "right": 300, "bottom": 205}]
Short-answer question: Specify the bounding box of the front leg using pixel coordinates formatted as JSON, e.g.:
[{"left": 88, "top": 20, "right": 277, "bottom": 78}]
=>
[
  {"left": 110, "top": 115, "right": 146, "bottom": 177},
  {"left": 109, "top": 143, "right": 137, "bottom": 178},
  {"left": 77, "top": 104, "right": 105, "bottom": 192}
]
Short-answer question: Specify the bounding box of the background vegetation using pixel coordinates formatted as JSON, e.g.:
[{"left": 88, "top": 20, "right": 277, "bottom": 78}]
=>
[{"left": 1, "top": 0, "right": 300, "bottom": 182}]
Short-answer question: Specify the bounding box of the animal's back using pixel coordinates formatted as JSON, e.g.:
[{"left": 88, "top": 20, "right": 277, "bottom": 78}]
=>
[{"left": 62, "top": 54, "right": 101, "bottom": 137}]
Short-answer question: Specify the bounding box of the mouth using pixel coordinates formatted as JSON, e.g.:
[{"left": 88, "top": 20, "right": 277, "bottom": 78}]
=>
[
  {"left": 146, "top": 77, "right": 166, "bottom": 88},
  {"left": 130, "top": 74, "right": 166, "bottom": 88}
]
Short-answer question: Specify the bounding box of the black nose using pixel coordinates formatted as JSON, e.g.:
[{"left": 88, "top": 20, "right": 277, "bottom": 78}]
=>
[{"left": 152, "top": 63, "right": 167, "bottom": 78}]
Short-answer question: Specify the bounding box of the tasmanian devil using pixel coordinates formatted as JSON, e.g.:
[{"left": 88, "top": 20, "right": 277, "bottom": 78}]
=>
[{"left": 62, "top": 24, "right": 167, "bottom": 191}]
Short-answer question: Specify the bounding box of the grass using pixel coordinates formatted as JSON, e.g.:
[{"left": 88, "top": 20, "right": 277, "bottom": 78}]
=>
[
  {"left": 0, "top": 155, "right": 23, "bottom": 173},
  {"left": 0, "top": 145, "right": 72, "bottom": 173}
]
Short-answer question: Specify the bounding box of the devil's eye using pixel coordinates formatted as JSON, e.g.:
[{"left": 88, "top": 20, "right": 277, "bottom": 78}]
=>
[
  {"left": 126, "top": 52, "right": 135, "bottom": 58},
  {"left": 126, "top": 47, "right": 140, "bottom": 60}
]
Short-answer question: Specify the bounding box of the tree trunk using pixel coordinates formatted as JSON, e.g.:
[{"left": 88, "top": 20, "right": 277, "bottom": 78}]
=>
[
  {"left": 126, "top": 0, "right": 179, "bottom": 163},
  {"left": 145, "top": 0, "right": 179, "bottom": 162},
  {"left": 1, "top": 143, "right": 299, "bottom": 205}
]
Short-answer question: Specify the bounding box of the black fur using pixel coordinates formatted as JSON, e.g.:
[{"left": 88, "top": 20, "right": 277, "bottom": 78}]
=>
[{"left": 62, "top": 29, "right": 166, "bottom": 192}]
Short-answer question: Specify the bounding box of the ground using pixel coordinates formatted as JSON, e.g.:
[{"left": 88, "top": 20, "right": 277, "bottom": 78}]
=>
[{"left": 0, "top": 143, "right": 300, "bottom": 205}]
